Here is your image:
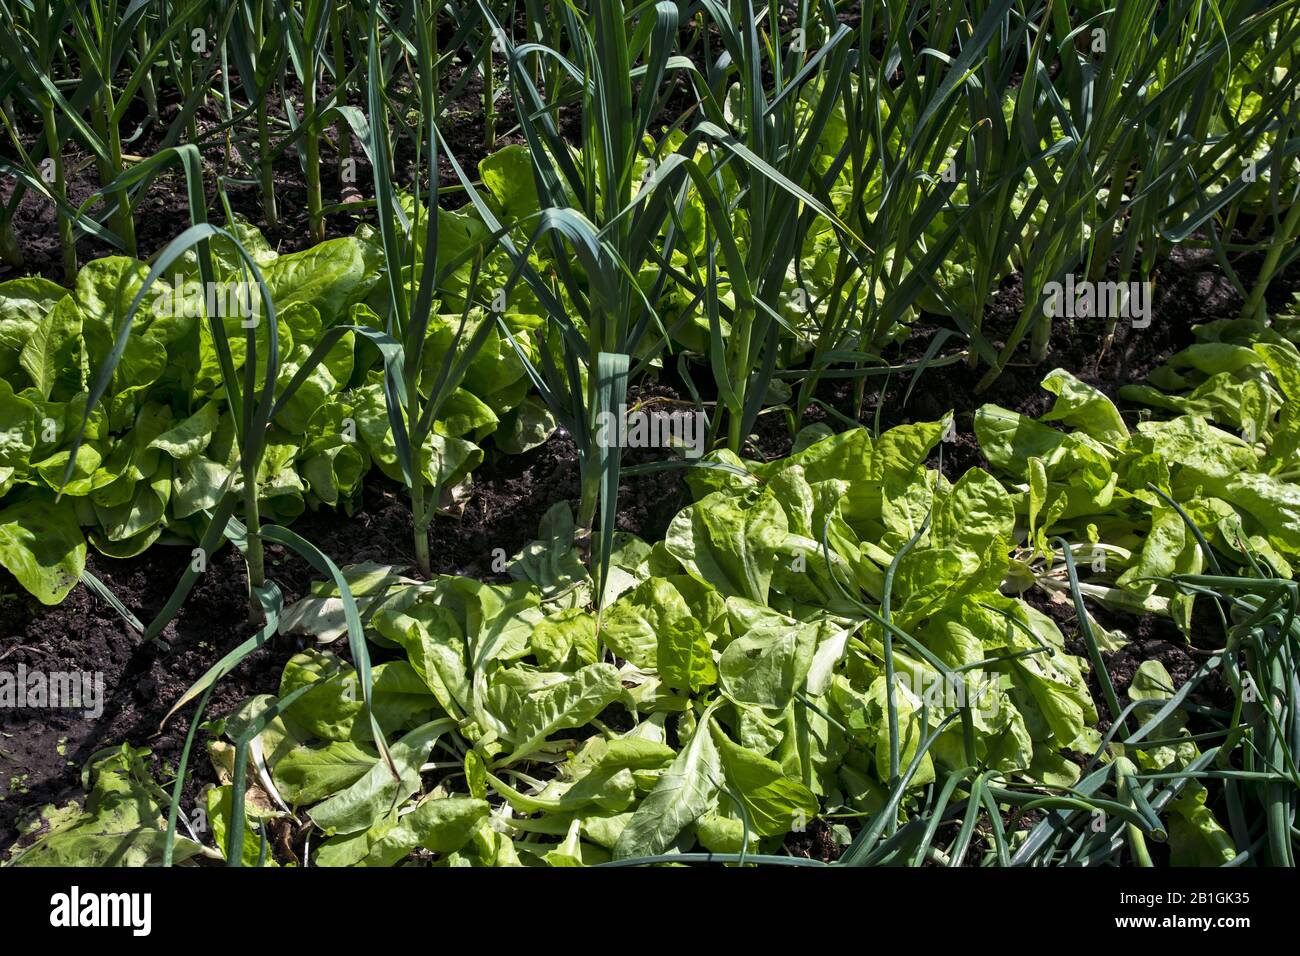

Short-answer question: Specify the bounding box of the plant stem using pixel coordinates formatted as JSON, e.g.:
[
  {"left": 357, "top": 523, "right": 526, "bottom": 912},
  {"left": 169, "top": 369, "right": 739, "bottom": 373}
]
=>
[
  {"left": 302, "top": 29, "right": 324, "bottom": 246},
  {"left": 485, "top": 42, "right": 496, "bottom": 151},
  {"left": 137, "top": 23, "right": 159, "bottom": 120},
  {"left": 577, "top": 453, "right": 600, "bottom": 543},
  {"left": 410, "top": 477, "right": 432, "bottom": 576},
  {"left": 1029, "top": 299, "right": 1051, "bottom": 364},
  {"left": 243, "top": 475, "right": 265, "bottom": 622},
  {"left": 1241, "top": 194, "right": 1300, "bottom": 321},
  {"left": 40, "top": 102, "right": 76, "bottom": 283},
  {"left": 727, "top": 307, "right": 755, "bottom": 452},
  {"left": 727, "top": 409, "right": 743, "bottom": 453},
  {"left": 330, "top": 2, "right": 351, "bottom": 192},
  {"left": 578, "top": 371, "right": 603, "bottom": 537},
  {"left": 304, "top": 105, "right": 324, "bottom": 242},
  {"left": 103, "top": 91, "right": 137, "bottom": 257},
  {"left": 257, "top": 96, "right": 278, "bottom": 227}
]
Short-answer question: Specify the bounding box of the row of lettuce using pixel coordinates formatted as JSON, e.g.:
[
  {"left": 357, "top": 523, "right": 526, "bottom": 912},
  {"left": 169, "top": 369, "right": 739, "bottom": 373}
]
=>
[
  {"left": 9, "top": 309, "right": 1300, "bottom": 864},
  {"left": 0, "top": 171, "right": 561, "bottom": 604}
]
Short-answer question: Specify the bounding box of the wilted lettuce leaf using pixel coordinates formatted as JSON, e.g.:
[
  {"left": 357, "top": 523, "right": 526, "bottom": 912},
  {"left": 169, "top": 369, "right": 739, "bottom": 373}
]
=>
[{"left": 7, "top": 745, "right": 202, "bottom": 867}]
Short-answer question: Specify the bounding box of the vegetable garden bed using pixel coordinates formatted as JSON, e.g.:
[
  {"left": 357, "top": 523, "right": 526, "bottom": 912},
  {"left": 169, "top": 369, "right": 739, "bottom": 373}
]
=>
[{"left": 1, "top": 0, "right": 1299, "bottom": 869}]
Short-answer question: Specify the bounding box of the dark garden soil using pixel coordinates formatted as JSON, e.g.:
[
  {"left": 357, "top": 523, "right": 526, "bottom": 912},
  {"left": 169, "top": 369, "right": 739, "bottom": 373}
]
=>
[{"left": 3, "top": 53, "right": 1299, "bottom": 862}]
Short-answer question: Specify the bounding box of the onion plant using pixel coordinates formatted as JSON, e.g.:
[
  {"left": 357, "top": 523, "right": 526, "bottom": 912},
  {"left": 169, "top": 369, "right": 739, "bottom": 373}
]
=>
[
  {"left": 280, "top": 0, "right": 334, "bottom": 243},
  {"left": 445, "top": 1, "right": 860, "bottom": 597},
  {"left": 1110, "top": 1, "right": 1300, "bottom": 330},
  {"left": 161, "top": 0, "right": 213, "bottom": 146},
  {"left": 480, "top": 0, "right": 506, "bottom": 150},
  {"left": 228, "top": 0, "right": 289, "bottom": 228},
  {"left": 679, "top": 0, "right": 860, "bottom": 451},
  {"left": 1154, "top": 565, "right": 1299, "bottom": 867},
  {"left": 444, "top": 0, "right": 697, "bottom": 574},
  {"left": 350, "top": 2, "right": 500, "bottom": 576},
  {"left": 64, "top": 0, "right": 144, "bottom": 256}
]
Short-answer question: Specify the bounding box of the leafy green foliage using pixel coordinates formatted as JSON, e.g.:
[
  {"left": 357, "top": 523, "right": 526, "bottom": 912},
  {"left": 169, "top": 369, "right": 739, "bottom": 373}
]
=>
[
  {"left": 3, "top": 0, "right": 1299, "bottom": 870},
  {"left": 0, "top": 213, "right": 532, "bottom": 601},
  {"left": 10, "top": 419, "right": 1096, "bottom": 865}
]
